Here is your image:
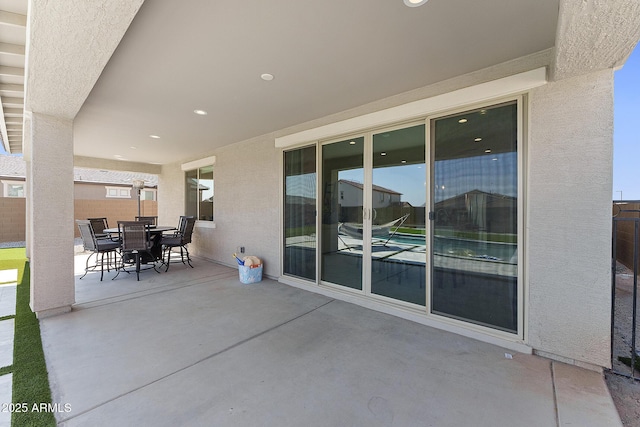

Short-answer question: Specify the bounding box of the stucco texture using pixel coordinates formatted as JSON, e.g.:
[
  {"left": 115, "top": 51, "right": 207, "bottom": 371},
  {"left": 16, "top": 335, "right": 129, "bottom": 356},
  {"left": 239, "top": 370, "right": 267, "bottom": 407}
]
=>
[
  {"left": 29, "top": 113, "right": 76, "bottom": 314},
  {"left": 527, "top": 70, "right": 614, "bottom": 368},
  {"left": 162, "top": 135, "right": 280, "bottom": 278}
]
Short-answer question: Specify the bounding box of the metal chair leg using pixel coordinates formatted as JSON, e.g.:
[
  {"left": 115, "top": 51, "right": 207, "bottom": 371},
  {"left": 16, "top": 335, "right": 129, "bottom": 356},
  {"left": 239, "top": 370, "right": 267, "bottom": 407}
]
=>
[{"left": 183, "top": 246, "right": 193, "bottom": 268}]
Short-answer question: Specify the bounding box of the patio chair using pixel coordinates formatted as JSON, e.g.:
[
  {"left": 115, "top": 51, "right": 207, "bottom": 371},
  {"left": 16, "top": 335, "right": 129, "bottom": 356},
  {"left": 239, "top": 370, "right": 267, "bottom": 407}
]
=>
[
  {"left": 87, "top": 217, "right": 114, "bottom": 240},
  {"left": 113, "top": 221, "right": 160, "bottom": 281},
  {"left": 135, "top": 216, "right": 158, "bottom": 226},
  {"left": 161, "top": 216, "right": 196, "bottom": 271},
  {"left": 76, "top": 219, "right": 120, "bottom": 281}
]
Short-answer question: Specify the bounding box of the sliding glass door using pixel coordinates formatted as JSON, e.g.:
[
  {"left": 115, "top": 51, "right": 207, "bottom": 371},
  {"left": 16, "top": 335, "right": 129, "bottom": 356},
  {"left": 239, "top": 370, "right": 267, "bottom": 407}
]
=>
[
  {"left": 283, "top": 99, "right": 521, "bottom": 336},
  {"left": 430, "top": 101, "right": 519, "bottom": 333},
  {"left": 370, "top": 125, "right": 426, "bottom": 306},
  {"left": 320, "top": 137, "right": 364, "bottom": 290},
  {"left": 319, "top": 126, "right": 427, "bottom": 306}
]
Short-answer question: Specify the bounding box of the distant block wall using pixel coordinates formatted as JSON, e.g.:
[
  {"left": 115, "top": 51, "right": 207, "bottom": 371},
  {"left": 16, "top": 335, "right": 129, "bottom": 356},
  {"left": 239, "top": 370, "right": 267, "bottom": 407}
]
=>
[
  {"left": 0, "top": 197, "right": 157, "bottom": 242},
  {"left": 614, "top": 202, "right": 640, "bottom": 270},
  {"left": 0, "top": 197, "right": 26, "bottom": 242}
]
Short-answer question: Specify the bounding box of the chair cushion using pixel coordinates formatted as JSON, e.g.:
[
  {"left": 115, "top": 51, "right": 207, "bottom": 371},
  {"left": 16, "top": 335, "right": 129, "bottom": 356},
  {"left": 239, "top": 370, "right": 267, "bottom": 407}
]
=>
[
  {"left": 161, "top": 236, "right": 182, "bottom": 246},
  {"left": 96, "top": 241, "right": 120, "bottom": 251}
]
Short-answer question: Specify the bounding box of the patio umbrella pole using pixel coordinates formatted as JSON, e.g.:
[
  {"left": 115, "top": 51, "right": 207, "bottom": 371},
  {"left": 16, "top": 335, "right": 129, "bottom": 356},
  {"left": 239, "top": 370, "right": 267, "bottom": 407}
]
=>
[{"left": 132, "top": 179, "right": 145, "bottom": 218}]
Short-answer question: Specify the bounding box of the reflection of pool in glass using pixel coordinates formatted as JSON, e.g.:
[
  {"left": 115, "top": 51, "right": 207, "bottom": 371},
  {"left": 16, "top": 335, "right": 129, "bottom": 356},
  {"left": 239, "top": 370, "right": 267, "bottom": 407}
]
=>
[{"left": 381, "top": 233, "right": 517, "bottom": 263}]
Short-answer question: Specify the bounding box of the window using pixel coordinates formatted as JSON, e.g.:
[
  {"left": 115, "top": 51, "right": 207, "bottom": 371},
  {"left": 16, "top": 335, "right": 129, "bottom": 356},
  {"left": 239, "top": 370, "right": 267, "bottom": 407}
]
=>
[
  {"left": 2, "top": 180, "right": 25, "bottom": 198},
  {"left": 105, "top": 186, "right": 131, "bottom": 198},
  {"left": 141, "top": 189, "right": 156, "bottom": 201},
  {"left": 185, "top": 165, "right": 214, "bottom": 221}
]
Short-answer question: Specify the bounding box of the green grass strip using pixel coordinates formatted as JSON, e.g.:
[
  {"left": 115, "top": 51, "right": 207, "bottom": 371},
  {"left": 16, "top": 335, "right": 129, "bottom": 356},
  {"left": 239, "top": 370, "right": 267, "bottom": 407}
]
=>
[{"left": 0, "top": 249, "right": 55, "bottom": 427}]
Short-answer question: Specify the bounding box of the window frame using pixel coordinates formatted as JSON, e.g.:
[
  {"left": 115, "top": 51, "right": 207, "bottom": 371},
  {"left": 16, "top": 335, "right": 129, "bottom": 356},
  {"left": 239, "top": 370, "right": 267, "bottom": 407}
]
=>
[
  {"left": 182, "top": 156, "right": 216, "bottom": 227},
  {"left": 2, "top": 179, "right": 25, "bottom": 198},
  {"left": 105, "top": 186, "right": 132, "bottom": 199}
]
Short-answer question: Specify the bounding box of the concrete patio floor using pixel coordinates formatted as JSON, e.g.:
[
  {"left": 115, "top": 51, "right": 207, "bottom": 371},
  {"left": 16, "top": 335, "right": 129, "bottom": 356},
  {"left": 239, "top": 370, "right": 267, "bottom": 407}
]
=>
[{"left": 38, "top": 253, "right": 622, "bottom": 426}]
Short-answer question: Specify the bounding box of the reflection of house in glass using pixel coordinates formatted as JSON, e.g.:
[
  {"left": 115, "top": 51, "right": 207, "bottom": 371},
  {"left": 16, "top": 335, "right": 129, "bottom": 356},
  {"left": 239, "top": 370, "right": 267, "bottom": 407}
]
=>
[
  {"left": 338, "top": 179, "right": 424, "bottom": 228},
  {"left": 434, "top": 189, "right": 516, "bottom": 235},
  {"left": 338, "top": 179, "right": 401, "bottom": 208}
]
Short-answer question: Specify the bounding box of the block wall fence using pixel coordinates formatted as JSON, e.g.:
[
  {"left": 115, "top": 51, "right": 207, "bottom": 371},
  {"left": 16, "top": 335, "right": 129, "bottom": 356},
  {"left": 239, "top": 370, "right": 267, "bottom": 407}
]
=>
[{"left": 0, "top": 198, "right": 157, "bottom": 242}]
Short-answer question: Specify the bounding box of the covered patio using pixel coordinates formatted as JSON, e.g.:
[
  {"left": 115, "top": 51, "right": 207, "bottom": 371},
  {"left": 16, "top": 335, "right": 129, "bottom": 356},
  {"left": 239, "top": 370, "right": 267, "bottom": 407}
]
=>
[
  {"left": 36, "top": 252, "right": 621, "bottom": 426},
  {"left": 0, "top": 1, "right": 637, "bottom": 424}
]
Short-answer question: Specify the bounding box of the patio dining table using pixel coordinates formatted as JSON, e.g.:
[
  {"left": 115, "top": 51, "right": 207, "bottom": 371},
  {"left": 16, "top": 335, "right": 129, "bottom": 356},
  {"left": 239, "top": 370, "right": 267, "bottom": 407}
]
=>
[{"left": 104, "top": 225, "right": 176, "bottom": 262}]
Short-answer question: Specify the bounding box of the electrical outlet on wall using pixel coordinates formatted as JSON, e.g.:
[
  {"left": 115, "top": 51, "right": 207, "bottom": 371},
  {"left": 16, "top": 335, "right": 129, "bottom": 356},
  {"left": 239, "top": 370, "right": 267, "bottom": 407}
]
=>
[{"left": 237, "top": 246, "right": 245, "bottom": 254}]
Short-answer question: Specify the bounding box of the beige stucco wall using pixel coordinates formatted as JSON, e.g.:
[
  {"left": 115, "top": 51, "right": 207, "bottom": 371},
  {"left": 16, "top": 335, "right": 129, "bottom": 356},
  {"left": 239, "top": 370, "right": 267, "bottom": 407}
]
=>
[
  {"left": 527, "top": 69, "right": 614, "bottom": 368},
  {"left": 29, "top": 113, "right": 75, "bottom": 316},
  {"left": 156, "top": 54, "right": 614, "bottom": 367},
  {"left": 159, "top": 135, "right": 281, "bottom": 278},
  {"left": 157, "top": 163, "right": 186, "bottom": 232}
]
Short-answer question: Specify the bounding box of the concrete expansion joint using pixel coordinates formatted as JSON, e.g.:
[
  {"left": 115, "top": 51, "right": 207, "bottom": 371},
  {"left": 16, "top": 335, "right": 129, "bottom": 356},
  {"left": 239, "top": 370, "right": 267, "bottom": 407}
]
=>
[
  {"left": 550, "top": 361, "right": 560, "bottom": 427},
  {"left": 56, "top": 298, "right": 336, "bottom": 424},
  {"left": 72, "top": 271, "right": 238, "bottom": 311}
]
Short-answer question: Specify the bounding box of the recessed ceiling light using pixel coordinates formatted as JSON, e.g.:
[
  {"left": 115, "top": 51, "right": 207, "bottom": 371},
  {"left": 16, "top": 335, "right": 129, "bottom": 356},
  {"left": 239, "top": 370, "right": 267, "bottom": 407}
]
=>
[
  {"left": 485, "top": 149, "right": 492, "bottom": 153},
  {"left": 404, "top": 0, "right": 428, "bottom": 7},
  {"left": 349, "top": 141, "right": 356, "bottom": 145},
  {"left": 193, "top": 109, "right": 208, "bottom": 116},
  {"left": 458, "top": 118, "right": 468, "bottom": 124},
  {"left": 479, "top": 109, "right": 487, "bottom": 115},
  {"left": 381, "top": 152, "right": 387, "bottom": 156},
  {"left": 261, "top": 73, "right": 274, "bottom": 81},
  {"left": 149, "top": 135, "right": 160, "bottom": 139},
  {"left": 401, "top": 160, "right": 407, "bottom": 163},
  {"left": 474, "top": 137, "right": 482, "bottom": 142}
]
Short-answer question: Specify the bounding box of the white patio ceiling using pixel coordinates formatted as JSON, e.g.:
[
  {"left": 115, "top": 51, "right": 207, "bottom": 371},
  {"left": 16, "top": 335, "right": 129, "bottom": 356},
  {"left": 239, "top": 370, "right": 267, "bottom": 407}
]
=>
[
  {"left": 70, "top": 0, "right": 561, "bottom": 166},
  {"left": 16, "top": 1, "right": 640, "bottom": 166}
]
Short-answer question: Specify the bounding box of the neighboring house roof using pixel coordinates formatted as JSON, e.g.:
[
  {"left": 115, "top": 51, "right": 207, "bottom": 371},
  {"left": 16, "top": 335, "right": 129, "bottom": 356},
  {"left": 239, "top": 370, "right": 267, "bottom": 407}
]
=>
[
  {"left": 0, "top": 155, "right": 157, "bottom": 187},
  {"left": 339, "top": 179, "right": 402, "bottom": 196}
]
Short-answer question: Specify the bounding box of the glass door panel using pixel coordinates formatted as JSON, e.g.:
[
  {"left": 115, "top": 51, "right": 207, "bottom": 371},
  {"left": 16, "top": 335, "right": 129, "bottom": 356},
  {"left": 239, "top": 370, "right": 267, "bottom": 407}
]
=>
[
  {"left": 371, "top": 125, "right": 426, "bottom": 305},
  {"left": 321, "top": 137, "right": 364, "bottom": 290},
  {"left": 431, "top": 102, "right": 519, "bottom": 333},
  {"left": 283, "top": 146, "right": 316, "bottom": 280}
]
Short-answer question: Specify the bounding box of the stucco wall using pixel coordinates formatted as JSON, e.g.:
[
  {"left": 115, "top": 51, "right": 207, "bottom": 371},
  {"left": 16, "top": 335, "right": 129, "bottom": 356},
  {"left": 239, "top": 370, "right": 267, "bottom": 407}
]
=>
[
  {"left": 527, "top": 69, "right": 613, "bottom": 368},
  {"left": 160, "top": 136, "right": 280, "bottom": 277},
  {"left": 157, "top": 163, "right": 185, "bottom": 230}
]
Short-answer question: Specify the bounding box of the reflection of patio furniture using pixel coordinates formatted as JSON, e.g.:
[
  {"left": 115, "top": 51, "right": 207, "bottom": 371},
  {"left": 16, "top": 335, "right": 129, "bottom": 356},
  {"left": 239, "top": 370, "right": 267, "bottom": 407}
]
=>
[
  {"left": 76, "top": 219, "right": 120, "bottom": 281},
  {"left": 113, "top": 221, "right": 160, "bottom": 281},
  {"left": 161, "top": 216, "right": 196, "bottom": 271}
]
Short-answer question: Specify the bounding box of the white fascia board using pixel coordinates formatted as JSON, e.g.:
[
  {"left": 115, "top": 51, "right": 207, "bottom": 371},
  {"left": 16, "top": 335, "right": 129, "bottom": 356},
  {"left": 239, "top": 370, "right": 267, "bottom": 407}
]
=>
[
  {"left": 181, "top": 155, "right": 216, "bottom": 171},
  {"left": 276, "top": 67, "right": 547, "bottom": 148}
]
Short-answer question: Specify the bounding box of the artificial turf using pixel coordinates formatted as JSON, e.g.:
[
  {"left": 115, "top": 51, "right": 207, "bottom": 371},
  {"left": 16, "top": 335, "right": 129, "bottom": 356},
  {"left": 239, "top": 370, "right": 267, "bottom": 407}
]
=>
[{"left": 0, "top": 248, "right": 55, "bottom": 427}]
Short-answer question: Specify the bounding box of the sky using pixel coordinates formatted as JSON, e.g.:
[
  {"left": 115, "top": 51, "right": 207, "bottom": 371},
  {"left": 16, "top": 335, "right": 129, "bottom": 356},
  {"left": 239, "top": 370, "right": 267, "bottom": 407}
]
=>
[{"left": 613, "top": 42, "right": 640, "bottom": 200}]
